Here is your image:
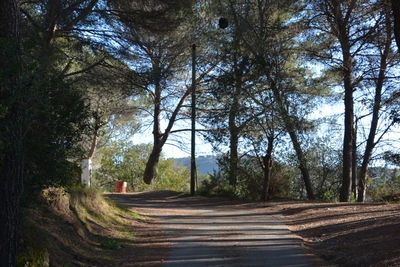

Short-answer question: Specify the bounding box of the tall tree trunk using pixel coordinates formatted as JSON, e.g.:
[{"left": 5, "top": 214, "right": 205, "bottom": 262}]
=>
[
  {"left": 270, "top": 81, "right": 315, "bottom": 200},
  {"left": 0, "top": 0, "right": 24, "bottom": 266},
  {"left": 227, "top": 40, "right": 242, "bottom": 187},
  {"left": 332, "top": 1, "right": 354, "bottom": 202},
  {"left": 358, "top": 10, "right": 391, "bottom": 202},
  {"left": 391, "top": 0, "right": 400, "bottom": 51},
  {"left": 351, "top": 120, "right": 358, "bottom": 200},
  {"left": 261, "top": 136, "right": 274, "bottom": 201},
  {"left": 340, "top": 70, "right": 354, "bottom": 202}
]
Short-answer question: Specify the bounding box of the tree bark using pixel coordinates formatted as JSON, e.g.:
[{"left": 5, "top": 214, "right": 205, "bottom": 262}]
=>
[
  {"left": 143, "top": 144, "right": 162, "bottom": 184},
  {"left": 227, "top": 40, "right": 243, "bottom": 188},
  {"left": 358, "top": 10, "right": 391, "bottom": 202},
  {"left": 391, "top": 0, "right": 400, "bottom": 51},
  {"left": 261, "top": 136, "right": 274, "bottom": 201},
  {"left": 228, "top": 99, "right": 239, "bottom": 186},
  {"left": 351, "top": 120, "right": 358, "bottom": 200},
  {"left": 328, "top": 1, "right": 354, "bottom": 202},
  {"left": 144, "top": 64, "right": 162, "bottom": 184},
  {"left": 0, "top": 0, "right": 24, "bottom": 266},
  {"left": 81, "top": 116, "right": 100, "bottom": 186},
  {"left": 143, "top": 60, "right": 192, "bottom": 184},
  {"left": 270, "top": 81, "right": 315, "bottom": 200}
]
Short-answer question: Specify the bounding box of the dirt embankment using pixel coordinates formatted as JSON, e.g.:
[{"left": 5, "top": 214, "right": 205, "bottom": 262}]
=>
[
  {"left": 19, "top": 187, "right": 163, "bottom": 267},
  {"left": 273, "top": 201, "right": 400, "bottom": 266}
]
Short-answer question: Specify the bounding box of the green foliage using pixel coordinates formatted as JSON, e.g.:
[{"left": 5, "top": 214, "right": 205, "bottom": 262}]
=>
[
  {"left": 321, "top": 190, "right": 338, "bottom": 203},
  {"left": 23, "top": 73, "right": 89, "bottom": 191},
  {"left": 100, "top": 238, "right": 122, "bottom": 250},
  {"left": 368, "top": 168, "right": 400, "bottom": 201},
  {"left": 92, "top": 141, "right": 189, "bottom": 192},
  {"left": 198, "top": 155, "right": 292, "bottom": 200}
]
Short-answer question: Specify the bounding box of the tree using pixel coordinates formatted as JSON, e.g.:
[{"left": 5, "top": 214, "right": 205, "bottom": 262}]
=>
[
  {"left": 0, "top": 0, "right": 24, "bottom": 265},
  {"left": 240, "top": 0, "right": 317, "bottom": 199},
  {"left": 357, "top": 4, "right": 397, "bottom": 201},
  {"left": 74, "top": 53, "right": 142, "bottom": 186},
  {"left": 198, "top": 30, "right": 256, "bottom": 187},
  {"left": 308, "top": 0, "right": 399, "bottom": 201},
  {"left": 308, "top": 0, "right": 380, "bottom": 201},
  {"left": 107, "top": 0, "right": 201, "bottom": 184},
  {"left": 93, "top": 141, "right": 189, "bottom": 192}
]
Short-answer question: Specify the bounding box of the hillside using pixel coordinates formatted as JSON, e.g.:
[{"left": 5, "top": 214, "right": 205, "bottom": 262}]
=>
[
  {"left": 172, "top": 155, "right": 218, "bottom": 175},
  {"left": 18, "top": 187, "right": 161, "bottom": 266}
]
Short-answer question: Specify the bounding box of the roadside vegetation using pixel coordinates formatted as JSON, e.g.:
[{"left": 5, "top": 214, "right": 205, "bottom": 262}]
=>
[
  {"left": 18, "top": 187, "right": 143, "bottom": 266},
  {"left": 92, "top": 141, "right": 189, "bottom": 193}
]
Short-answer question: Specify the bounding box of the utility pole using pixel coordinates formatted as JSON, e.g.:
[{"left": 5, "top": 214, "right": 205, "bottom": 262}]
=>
[
  {"left": 191, "top": 43, "right": 197, "bottom": 196},
  {"left": 190, "top": 19, "right": 228, "bottom": 196}
]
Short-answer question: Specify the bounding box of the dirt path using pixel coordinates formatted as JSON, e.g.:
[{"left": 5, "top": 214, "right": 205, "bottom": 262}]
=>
[{"left": 108, "top": 191, "right": 326, "bottom": 267}]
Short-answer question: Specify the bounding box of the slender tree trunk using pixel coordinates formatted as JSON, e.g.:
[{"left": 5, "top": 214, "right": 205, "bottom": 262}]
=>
[
  {"left": 228, "top": 103, "right": 239, "bottom": 186},
  {"left": 358, "top": 11, "right": 391, "bottom": 202},
  {"left": 270, "top": 81, "right": 315, "bottom": 200},
  {"left": 351, "top": 120, "right": 358, "bottom": 200},
  {"left": 261, "top": 136, "right": 274, "bottom": 201},
  {"left": 0, "top": 0, "right": 24, "bottom": 266},
  {"left": 227, "top": 42, "right": 242, "bottom": 188}
]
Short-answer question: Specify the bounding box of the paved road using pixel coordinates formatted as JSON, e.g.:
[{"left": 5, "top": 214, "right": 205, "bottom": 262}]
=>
[{"left": 109, "top": 191, "right": 323, "bottom": 267}]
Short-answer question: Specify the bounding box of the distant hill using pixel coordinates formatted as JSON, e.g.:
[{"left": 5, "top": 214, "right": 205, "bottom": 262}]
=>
[{"left": 172, "top": 155, "right": 218, "bottom": 175}]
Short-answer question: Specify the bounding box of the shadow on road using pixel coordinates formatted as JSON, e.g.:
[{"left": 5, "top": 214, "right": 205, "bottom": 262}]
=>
[{"left": 107, "top": 191, "right": 326, "bottom": 267}]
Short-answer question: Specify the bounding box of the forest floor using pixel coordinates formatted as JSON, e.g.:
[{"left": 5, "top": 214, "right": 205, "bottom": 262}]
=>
[
  {"left": 109, "top": 191, "right": 400, "bottom": 267},
  {"left": 273, "top": 201, "right": 400, "bottom": 266}
]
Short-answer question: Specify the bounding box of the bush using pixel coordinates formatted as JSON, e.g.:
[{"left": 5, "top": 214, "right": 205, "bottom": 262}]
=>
[
  {"left": 92, "top": 141, "right": 189, "bottom": 192},
  {"left": 198, "top": 154, "right": 292, "bottom": 200}
]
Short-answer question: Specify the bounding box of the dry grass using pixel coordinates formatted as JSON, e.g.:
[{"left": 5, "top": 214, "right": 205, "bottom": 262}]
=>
[{"left": 18, "top": 187, "right": 145, "bottom": 266}]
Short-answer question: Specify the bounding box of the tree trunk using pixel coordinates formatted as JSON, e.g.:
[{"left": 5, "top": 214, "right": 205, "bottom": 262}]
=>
[
  {"left": 143, "top": 144, "right": 162, "bottom": 184},
  {"left": 228, "top": 113, "right": 239, "bottom": 186},
  {"left": 81, "top": 118, "right": 99, "bottom": 186},
  {"left": 144, "top": 70, "right": 162, "bottom": 184},
  {"left": 332, "top": 1, "right": 354, "bottom": 202},
  {"left": 142, "top": 60, "right": 192, "bottom": 184},
  {"left": 261, "top": 136, "right": 274, "bottom": 201},
  {"left": 340, "top": 79, "right": 354, "bottom": 202},
  {"left": 0, "top": 0, "right": 24, "bottom": 266},
  {"left": 227, "top": 42, "right": 242, "bottom": 188},
  {"left": 270, "top": 81, "right": 315, "bottom": 200},
  {"left": 358, "top": 10, "right": 391, "bottom": 202},
  {"left": 351, "top": 120, "right": 358, "bottom": 200},
  {"left": 391, "top": 0, "right": 400, "bottom": 51}
]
